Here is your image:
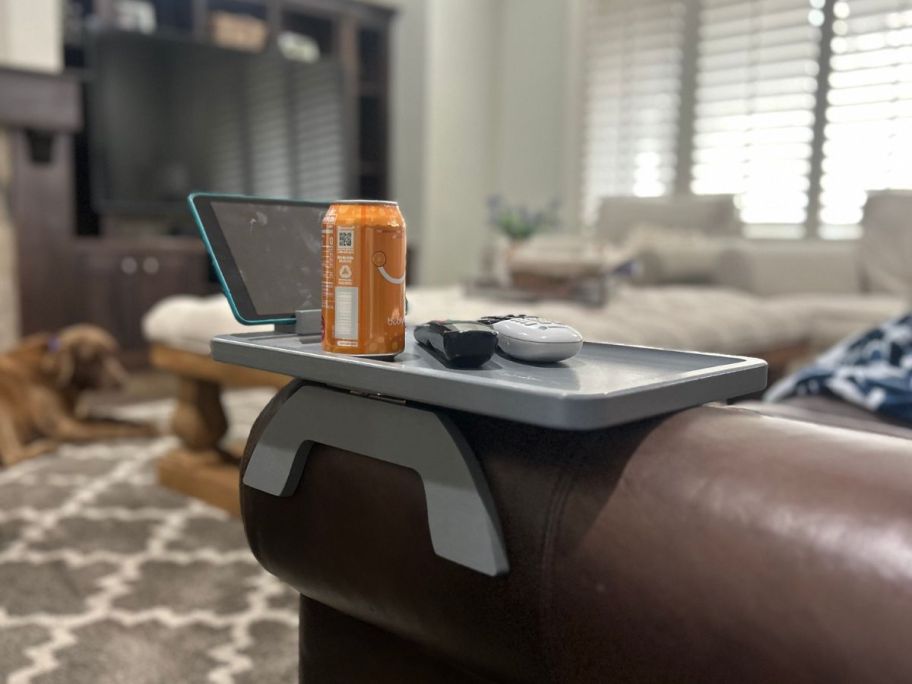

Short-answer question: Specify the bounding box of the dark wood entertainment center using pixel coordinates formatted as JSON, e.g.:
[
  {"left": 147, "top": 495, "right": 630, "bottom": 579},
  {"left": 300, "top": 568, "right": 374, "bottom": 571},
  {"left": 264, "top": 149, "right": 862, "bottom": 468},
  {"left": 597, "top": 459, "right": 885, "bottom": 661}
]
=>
[{"left": 6, "top": 0, "right": 393, "bottom": 362}]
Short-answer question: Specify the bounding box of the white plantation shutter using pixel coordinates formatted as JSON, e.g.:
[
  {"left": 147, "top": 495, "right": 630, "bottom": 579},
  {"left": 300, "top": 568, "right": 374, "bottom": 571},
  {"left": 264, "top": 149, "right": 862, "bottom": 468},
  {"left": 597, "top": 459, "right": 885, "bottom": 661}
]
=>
[
  {"left": 580, "top": 0, "right": 909, "bottom": 236},
  {"left": 691, "top": 0, "right": 821, "bottom": 227},
  {"left": 579, "top": 0, "right": 686, "bottom": 222},
  {"left": 819, "top": 0, "right": 912, "bottom": 233}
]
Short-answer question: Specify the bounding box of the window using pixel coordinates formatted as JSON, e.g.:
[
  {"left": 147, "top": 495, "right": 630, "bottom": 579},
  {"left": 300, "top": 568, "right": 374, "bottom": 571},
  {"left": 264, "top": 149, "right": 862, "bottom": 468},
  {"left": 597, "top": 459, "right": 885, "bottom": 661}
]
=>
[
  {"left": 819, "top": 0, "right": 912, "bottom": 235},
  {"left": 579, "top": 0, "right": 912, "bottom": 236},
  {"left": 691, "top": 0, "right": 820, "bottom": 228},
  {"left": 579, "top": 0, "right": 686, "bottom": 222}
]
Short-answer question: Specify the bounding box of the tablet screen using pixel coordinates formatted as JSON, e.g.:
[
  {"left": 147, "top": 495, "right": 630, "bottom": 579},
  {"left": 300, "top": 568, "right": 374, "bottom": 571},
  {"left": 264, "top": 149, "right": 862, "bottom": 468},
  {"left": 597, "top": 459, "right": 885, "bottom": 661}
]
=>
[{"left": 210, "top": 200, "right": 325, "bottom": 318}]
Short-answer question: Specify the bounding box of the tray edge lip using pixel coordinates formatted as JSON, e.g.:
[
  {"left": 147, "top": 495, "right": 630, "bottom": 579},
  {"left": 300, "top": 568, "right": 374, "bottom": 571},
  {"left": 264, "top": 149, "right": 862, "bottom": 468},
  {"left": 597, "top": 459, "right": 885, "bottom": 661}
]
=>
[
  {"left": 211, "top": 334, "right": 769, "bottom": 430},
  {"left": 210, "top": 333, "right": 769, "bottom": 423},
  {"left": 210, "top": 333, "right": 768, "bottom": 392}
]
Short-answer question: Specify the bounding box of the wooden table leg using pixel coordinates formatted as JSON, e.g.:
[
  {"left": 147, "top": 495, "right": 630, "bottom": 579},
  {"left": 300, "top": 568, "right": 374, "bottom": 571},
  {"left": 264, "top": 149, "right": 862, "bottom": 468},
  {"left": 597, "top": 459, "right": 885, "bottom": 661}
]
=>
[
  {"left": 157, "top": 376, "right": 241, "bottom": 515},
  {"left": 171, "top": 377, "right": 228, "bottom": 451}
]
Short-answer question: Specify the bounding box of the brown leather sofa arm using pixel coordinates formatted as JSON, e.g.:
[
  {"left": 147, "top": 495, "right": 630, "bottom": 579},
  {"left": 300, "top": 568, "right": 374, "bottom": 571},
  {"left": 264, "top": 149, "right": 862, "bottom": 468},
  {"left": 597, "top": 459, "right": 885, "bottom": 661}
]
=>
[{"left": 241, "top": 383, "right": 912, "bottom": 683}]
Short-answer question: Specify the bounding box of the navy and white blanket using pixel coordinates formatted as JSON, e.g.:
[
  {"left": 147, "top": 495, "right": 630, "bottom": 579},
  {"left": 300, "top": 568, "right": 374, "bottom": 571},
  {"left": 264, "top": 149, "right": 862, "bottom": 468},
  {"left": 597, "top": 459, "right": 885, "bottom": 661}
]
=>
[{"left": 766, "top": 313, "right": 912, "bottom": 423}]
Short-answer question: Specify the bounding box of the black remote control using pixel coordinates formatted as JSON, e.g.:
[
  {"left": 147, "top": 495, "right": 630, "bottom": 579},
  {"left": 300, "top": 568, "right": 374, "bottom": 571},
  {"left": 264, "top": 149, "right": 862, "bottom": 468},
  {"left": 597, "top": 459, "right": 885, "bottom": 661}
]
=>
[{"left": 413, "top": 320, "right": 498, "bottom": 368}]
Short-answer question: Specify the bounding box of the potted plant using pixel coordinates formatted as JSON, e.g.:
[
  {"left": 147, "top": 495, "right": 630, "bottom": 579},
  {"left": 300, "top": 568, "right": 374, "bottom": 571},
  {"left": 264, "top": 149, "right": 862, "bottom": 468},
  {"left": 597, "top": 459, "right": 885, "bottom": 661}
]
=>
[
  {"left": 487, "top": 196, "right": 560, "bottom": 243},
  {"left": 483, "top": 196, "right": 560, "bottom": 285}
]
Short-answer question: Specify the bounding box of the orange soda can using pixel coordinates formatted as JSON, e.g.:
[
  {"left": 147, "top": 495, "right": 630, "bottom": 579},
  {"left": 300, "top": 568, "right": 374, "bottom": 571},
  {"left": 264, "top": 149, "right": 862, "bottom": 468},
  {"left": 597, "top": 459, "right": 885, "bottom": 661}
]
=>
[{"left": 321, "top": 200, "right": 406, "bottom": 356}]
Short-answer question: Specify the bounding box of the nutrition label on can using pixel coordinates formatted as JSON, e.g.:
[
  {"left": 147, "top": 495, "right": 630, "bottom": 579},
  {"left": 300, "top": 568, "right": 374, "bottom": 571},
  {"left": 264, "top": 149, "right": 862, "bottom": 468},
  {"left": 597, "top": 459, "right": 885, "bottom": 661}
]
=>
[
  {"left": 321, "top": 224, "right": 335, "bottom": 318},
  {"left": 324, "top": 225, "right": 359, "bottom": 346},
  {"left": 333, "top": 286, "right": 359, "bottom": 341}
]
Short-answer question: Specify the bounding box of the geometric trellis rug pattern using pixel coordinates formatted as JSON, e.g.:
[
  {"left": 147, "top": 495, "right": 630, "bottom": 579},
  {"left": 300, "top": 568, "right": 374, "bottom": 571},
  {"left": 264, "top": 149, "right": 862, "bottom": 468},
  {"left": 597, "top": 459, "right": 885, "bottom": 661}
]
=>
[{"left": 0, "top": 392, "right": 299, "bottom": 684}]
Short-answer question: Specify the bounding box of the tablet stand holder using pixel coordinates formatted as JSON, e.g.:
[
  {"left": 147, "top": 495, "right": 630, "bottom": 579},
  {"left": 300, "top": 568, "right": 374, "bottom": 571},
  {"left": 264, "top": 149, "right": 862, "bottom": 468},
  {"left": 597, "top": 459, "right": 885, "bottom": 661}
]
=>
[
  {"left": 241, "top": 319, "right": 509, "bottom": 577},
  {"left": 274, "top": 310, "right": 322, "bottom": 339},
  {"left": 244, "top": 382, "right": 508, "bottom": 576}
]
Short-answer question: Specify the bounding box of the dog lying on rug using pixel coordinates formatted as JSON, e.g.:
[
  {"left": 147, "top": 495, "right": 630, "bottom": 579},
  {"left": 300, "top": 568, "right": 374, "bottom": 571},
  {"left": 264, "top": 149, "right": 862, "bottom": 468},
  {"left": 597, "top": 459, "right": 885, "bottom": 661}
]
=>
[{"left": 0, "top": 324, "right": 159, "bottom": 466}]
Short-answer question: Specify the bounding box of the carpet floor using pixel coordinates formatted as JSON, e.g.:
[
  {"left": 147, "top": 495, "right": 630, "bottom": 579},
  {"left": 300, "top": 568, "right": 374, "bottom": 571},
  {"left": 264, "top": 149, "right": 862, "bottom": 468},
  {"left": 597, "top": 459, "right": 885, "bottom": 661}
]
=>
[{"left": 0, "top": 391, "right": 299, "bottom": 684}]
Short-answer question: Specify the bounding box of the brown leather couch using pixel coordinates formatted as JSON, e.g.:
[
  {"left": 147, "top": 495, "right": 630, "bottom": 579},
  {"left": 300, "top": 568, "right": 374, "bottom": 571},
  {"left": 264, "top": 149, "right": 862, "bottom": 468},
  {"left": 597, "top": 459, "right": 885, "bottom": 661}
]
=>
[{"left": 241, "top": 381, "right": 912, "bottom": 683}]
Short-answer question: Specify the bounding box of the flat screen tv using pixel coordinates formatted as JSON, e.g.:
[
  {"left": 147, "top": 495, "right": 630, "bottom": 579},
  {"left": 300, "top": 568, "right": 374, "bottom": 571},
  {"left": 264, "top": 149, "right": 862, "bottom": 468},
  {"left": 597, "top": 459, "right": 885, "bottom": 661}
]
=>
[{"left": 87, "top": 29, "right": 346, "bottom": 216}]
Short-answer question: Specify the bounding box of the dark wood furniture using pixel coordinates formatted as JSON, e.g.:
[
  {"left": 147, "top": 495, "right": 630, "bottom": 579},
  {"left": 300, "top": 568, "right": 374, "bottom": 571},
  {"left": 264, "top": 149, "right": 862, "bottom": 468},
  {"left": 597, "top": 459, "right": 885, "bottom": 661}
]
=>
[
  {"left": 78, "top": 0, "right": 394, "bottom": 201},
  {"left": 0, "top": 1, "right": 394, "bottom": 357},
  {"left": 2, "top": 68, "right": 216, "bottom": 352},
  {"left": 75, "top": 238, "right": 214, "bottom": 364},
  {"left": 1, "top": 68, "right": 82, "bottom": 336}
]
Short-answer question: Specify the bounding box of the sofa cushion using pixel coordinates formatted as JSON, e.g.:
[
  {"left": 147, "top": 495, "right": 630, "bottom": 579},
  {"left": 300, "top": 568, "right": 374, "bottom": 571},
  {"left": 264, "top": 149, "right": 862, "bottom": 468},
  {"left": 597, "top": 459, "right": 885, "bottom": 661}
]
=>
[
  {"left": 770, "top": 292, "right": 907, "bottom": 351},
  {"left": 861, "top": 191, "right": 912, "bottom": 297},
  {"left": 623, "top": 224, "right": 729, "bottom": 284},
  {"left": 717, "top": 240, "right": 863, "bottom": 296},
  {"left": 594, "top": 194, "right": 741, "bottom": 241}
]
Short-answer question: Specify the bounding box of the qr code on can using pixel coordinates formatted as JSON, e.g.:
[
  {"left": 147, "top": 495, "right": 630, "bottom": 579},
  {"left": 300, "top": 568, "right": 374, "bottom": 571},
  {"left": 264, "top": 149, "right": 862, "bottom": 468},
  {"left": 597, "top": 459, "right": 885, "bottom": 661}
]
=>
[{"left": 338, "top": 228, "right": 354, "bottom": 250}]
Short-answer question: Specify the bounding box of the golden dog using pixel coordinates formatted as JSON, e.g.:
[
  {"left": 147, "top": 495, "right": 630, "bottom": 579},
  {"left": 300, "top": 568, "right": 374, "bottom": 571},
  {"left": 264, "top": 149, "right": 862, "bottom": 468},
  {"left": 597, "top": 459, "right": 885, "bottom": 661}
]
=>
[{"left": 0, "top": 325, "right": 158, "bottom": 466}]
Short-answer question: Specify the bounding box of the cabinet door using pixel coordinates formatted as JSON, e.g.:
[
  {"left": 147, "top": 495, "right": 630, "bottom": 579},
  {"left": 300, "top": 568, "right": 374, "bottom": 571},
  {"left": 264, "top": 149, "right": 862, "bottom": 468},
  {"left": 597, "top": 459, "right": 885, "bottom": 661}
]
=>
[
  {"left": 75, "top": 242, "right": 216, "bottom": 357},
  {"left": 77, "top": 248, "right": 138, "bottom": 349}
]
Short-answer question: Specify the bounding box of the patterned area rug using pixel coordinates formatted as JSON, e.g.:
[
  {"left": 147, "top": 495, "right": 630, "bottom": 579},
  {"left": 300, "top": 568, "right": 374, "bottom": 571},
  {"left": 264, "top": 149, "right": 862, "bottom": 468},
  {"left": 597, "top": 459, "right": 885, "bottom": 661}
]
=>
[{"left": 0, "top": 391, "right": 299, "bottom": 684}]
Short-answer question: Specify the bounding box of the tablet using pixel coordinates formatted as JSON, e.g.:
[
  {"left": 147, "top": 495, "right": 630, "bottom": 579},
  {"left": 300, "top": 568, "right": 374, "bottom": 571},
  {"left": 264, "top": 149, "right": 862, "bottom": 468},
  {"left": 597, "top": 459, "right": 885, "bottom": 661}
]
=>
[{"left": 188, "top": 193, "right": 331, "bottom": 325}]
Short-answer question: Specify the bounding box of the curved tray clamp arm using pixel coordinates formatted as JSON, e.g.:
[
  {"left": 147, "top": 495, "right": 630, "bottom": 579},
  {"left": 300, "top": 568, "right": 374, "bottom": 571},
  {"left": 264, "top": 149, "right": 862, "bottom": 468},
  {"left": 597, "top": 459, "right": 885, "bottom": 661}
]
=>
[{"left": 243, "top": 384, "right": 509, "bottom": 576}]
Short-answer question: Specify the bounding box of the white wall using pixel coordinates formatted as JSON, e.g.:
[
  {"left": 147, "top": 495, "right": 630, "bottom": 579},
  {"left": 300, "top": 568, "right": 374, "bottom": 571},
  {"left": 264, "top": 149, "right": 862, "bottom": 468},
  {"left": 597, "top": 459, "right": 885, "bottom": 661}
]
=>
[
  {"left": 494, "top": 0, "right": 568, "bottom": 208},
  {"left": 0, "top": 0, "right": 62, "bottom": 72},
  {"left": 389, "top": 0, "right": 428, "bottom": 259},
  {"left": 390, "top": 0, "right": 503, "bottom": 285},
  {"left": 389, "top": 0, "right": 577, "bottom": 285},
  {"left": 418, "top": 0, "right": 502, "bottom": 284}
]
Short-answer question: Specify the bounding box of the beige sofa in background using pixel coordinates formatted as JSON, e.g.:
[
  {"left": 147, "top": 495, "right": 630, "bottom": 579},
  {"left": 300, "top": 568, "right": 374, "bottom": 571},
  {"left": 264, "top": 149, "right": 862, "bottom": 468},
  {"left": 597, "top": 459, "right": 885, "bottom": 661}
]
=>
[{"left": 591, "top": 192, "right": 909, "bottom": 353}]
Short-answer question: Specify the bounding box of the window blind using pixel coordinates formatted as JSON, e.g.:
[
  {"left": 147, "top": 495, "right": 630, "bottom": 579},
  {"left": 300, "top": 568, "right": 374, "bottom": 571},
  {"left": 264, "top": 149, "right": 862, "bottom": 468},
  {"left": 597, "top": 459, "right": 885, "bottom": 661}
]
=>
[
  {"left": 201, "top": 57, "right": 346, "bottom": 200},
  {"left": 819, "top": 0, "right": 912, "bottom": 233},
  {"left": 691, "top": 0, "right": 821, "bottom": 228},
  {"left": 579, "top": 0, "right": 686, "bottom": 222}
]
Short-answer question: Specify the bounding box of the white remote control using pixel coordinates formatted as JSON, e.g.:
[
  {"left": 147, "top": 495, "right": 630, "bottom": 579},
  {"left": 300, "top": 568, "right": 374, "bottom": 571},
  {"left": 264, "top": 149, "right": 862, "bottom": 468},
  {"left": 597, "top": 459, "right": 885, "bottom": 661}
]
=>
[{"left": 479, "top": 315, "right": 583, "bottom": 363}]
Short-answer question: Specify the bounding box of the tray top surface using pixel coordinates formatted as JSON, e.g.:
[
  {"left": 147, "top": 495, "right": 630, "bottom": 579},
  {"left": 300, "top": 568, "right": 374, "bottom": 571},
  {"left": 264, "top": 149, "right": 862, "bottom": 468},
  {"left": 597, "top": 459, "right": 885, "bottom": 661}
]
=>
[{"left": 211, "top": 330, "right": 768, "bottom": 429}]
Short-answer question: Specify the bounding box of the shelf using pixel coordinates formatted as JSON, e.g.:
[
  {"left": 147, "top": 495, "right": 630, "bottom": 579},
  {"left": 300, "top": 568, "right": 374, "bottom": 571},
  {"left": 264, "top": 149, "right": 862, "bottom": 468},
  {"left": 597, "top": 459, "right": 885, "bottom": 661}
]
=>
[
  {"left": 0, "top": 68, "right": 82, "bottom": 132},
  {"left": 73, "top": 235, "right": 208, "bottom": 254}
]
